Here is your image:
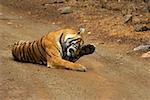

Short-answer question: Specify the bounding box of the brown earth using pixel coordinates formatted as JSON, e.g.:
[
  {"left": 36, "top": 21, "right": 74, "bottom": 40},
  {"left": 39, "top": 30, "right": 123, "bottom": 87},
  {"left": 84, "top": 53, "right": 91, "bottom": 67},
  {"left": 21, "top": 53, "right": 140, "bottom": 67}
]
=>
[{"left": 0, "top": 0, "right": 150, "bottom": 100}]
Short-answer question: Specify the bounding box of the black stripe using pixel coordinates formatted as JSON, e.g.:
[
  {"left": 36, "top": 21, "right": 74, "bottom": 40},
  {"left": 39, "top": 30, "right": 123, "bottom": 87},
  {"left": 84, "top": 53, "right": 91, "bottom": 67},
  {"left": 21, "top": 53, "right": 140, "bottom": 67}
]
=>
[
  {"left": 18, "top": 44, "right": 23, "bottom": 61},
  {"left": 13, "top": 45, "right": 18, "bottom": 60},
  {"left": 59, "top": 33, "right": 65, "bottom": 57},
  {"left": 40, "top": 37, "right": 45, "bottom": 52},
  {"left": 12, "top": 46, "right": 18, "bottom": 60},
  {"left": 27, "top": 43, "right": 32, "bottom": 62},
  {"left": 37, "top": 41, "right": 46, "bottom": 61},
  {"left": 24, "top": 42, "right": 31, "bottom": 62},
  {"left": 24, "top": 43, "right": 30, "bottom": 62},
  {"left": 75, "top": 41, "right": 81, "bottom": 49},
  {"left": 26, "top": 47, "right": 32, "bottom": 62},
  {"left": 66, "top": 39, "right": 77, "bottom": 48},
  {"left": 68, "top": 38, "right": 80, "bottom": 44},
  {"left": 65, "top": 37, "right": 73, "bottom": 43},
  {"left": 28, "top": 43, "right": 35, "bottom": 63},
  {"left": 59, "top": 33, "right": 63, "bottom": 46},
  {"left": 14, "top": 45, "right": 17, "bottom": 54},
  {"left": 22, "top": 43, "right": 26, "bottom": 61},
  {"left": 23, "top": 42, "right": 30, "bottom": 62},
  {"left": 67, "top": 38, "right": 83, "bottom": 48},
  {"left": 40, "top": 37, "right": 52, "bottom": 58},
  {"left": 40, "top": 59, "right": 45, "bottom": 65},
  {"left": 29, "top": 42, "right": 36, "bottom": 63},
  {"left": 39, "top": 37, "right": 47, "bottom": 59},
  {"left": 31, "top": 41, "right": 38, "bottom": 63}
]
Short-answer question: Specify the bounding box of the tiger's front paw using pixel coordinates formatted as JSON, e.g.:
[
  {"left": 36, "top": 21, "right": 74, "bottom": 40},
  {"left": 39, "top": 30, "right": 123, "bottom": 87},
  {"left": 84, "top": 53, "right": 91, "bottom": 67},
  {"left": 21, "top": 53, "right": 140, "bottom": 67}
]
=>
[
  {"left": 73, "top": 65, "right": 87, "bottom": 72},
  {"left": 77, "top": 66, "right": 87, "bottom": 72},
  {"left": 80, "top": 44, "right": 95, "bottom": 56}
]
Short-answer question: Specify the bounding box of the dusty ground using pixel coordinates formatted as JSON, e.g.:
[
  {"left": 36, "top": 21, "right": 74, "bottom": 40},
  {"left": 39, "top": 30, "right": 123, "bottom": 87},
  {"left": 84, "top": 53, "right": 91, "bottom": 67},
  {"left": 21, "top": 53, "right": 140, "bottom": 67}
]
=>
[{"left": 0, "top": 0, "right": 150, "bottom": 100}]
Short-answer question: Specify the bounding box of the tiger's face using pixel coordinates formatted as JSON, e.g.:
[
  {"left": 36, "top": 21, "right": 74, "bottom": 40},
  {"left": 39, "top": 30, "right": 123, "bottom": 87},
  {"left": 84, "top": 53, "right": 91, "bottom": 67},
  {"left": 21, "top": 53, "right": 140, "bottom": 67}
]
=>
[
  {"left": 65, "top": 35, "right": 84, "bottom": 57},
  {"left": 61, "top": 28, "right": 85, "bottom": 60}
]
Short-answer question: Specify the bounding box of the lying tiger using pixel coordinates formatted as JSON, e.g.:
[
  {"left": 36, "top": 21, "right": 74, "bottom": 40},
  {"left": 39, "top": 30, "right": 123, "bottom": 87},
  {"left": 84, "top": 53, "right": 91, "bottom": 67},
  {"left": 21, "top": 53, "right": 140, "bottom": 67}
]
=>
[{"left": 12, "top": 28, "right": 95, "bottom": 72}]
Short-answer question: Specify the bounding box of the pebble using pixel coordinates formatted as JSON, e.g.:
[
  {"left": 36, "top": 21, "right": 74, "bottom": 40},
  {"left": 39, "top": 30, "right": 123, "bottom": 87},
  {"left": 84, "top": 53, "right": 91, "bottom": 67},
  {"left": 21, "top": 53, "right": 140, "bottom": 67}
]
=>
[
  {"left": 0, "top": 12, "right": 3, "bottom": 16},
  {"left": 27, "top": 11, "right": 31, "bottom": 15},
  {"left": 19, "top": 16, "right": 23, "bottom": 19},
  {"left": 53, "top": 0, "right": 65, "bottom": 3},
  {"left": 133, "top": 44, "right": 150, "bottom": 51},
  {"left": 59, "top": 7, "right": 73, "bottom": 14},
  {"left": 124, "top": 14, "right": 132, "bottom": 23},
  {"left": 15, "top": 24, "right": 23, "bottom": 28},
  {"left": 141, "top": 51, "right": 150, "bottom": 58},
  {"left": 117, "top": 39, "right": 122, "bottom": 43},
  {"left": 83, "top": 20, "right": 88, "bottom": 22},
  {"left": 52, "top": 22, "right": 55, "bottom": 24},
  {"left": 87, "top": 32, "right": 91, "bottom": 35},
  {"left": 7, "top": 22, "right": 13, "bottom": 25},
  {"left": 134, "top": 24, "right": 150, "bottom": 32},
  {"left": 148, "top": 69, "right": 150, "bottom": 72},
  {"left": 80, "top": 28, "right": 85, "bottom": 33}
]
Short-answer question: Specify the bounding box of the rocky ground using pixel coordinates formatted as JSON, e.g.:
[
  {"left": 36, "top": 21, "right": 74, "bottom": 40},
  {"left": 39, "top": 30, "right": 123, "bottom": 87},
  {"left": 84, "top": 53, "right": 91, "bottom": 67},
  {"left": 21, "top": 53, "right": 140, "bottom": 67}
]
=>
[{"left": 0, "top": 0, "right": 150, "bottom": 100}]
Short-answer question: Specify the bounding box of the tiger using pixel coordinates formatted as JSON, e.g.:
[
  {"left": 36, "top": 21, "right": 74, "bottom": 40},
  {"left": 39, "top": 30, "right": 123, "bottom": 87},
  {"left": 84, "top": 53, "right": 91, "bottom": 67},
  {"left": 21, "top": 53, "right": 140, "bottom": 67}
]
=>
[{"left": 12, "top": 28, "right": 95, "bottom": 72}]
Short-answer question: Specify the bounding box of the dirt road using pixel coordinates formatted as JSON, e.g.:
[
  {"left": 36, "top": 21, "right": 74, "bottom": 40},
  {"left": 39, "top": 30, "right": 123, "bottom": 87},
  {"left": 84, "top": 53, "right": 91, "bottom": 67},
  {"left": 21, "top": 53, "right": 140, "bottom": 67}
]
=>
[{"left": 1, "top": 4, "right": 150, "bottom": 100}]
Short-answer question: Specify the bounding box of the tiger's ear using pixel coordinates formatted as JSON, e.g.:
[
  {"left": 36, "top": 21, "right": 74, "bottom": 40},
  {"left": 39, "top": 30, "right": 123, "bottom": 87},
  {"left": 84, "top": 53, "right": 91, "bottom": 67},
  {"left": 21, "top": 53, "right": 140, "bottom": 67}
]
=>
[{"left": 77, "top": 28, "right": 85, "bottom": 35}]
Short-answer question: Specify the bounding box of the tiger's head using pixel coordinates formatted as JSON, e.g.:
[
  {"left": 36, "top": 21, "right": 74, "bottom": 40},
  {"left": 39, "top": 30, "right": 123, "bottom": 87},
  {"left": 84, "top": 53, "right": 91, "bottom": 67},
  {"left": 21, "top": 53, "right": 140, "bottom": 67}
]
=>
[{"left": 60, "top": 28, "right": 85, "bottom": 60}]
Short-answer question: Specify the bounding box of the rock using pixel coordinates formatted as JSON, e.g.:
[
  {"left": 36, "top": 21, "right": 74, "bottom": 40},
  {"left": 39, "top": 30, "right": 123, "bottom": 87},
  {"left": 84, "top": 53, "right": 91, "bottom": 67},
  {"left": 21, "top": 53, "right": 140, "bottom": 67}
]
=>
[
  {"left": 53, "top": 0, "right": 65, "bottom": 3},
  {"left": 118, "top": 0, "right": 121, "bottom": 2},
  {"left": 134, "top": 24, "right": 150, "bottom": 32},
  {"left": 0, "top": 12, "right": 3, "bottom": 16},
  {"left": 133, "top": 42, "right": 150, "bottom": 51},
  {"left": 7, "top": 22, "right": 13, "bottom": 25},
  {"left": 58, "top": 7, "right": 73, "bottom": 14},
  {"left": 141, "top": 51, "right": 150, "bottom": 58},
  {"left": 147, "top": 24, "right": 150, "bottom": 29},
  {"left": 52, "top": 22, "right": 55, "bottom": 24},
  {"left": 83, "top": 20, "right": 88, "bottom": 22},
  {"left": 79, "top": 28, "right": 85, "bottom": 33},
  {"left": 124, "top": 14, "right": 132, "bottom": 23},
  {"left": 87, "top": 32, "right": 91, "bottom": 35},
  {"left": 43, "top": 0, "right": 65, "bottom": 5},
  {"left": 116, "top": 39, "right": 122, "bottom": 43},
  {"left": 27, "top": 11, "right": 32, "bottom": 15},
  {"left": 15, "top": 24, "right": 23, "bottom": 28},
  {"left": 19, "top": 16, "right": 23, "bottom": 19}
]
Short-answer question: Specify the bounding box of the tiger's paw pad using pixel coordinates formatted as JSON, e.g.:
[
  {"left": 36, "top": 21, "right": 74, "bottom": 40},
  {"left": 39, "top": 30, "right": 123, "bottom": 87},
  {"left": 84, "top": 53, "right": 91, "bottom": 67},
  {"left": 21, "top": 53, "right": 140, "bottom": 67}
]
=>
[{"left": 80, "top": 44, "right": 95, "bottom": 55}]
